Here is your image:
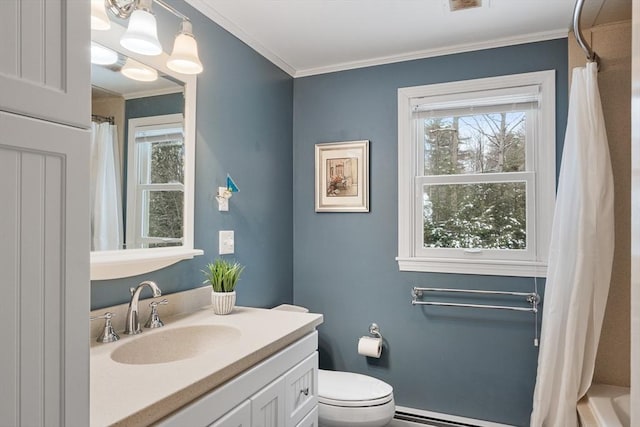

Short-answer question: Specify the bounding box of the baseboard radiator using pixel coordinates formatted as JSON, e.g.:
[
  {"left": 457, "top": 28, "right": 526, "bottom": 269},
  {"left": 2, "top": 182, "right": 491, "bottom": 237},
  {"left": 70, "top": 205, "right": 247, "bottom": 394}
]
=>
[
  {"left": 393, "top": 406, "right": 515, "bottom": 427},
  {"left": 395, "top": 411, "right": 478, "bottom": 427}
]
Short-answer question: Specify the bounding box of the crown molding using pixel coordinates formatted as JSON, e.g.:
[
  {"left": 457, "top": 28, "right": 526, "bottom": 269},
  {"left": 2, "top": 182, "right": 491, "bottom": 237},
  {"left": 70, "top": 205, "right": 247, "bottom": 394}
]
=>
[
  {"left": 184, "top": 0, "right": 296, "bottom": 76},
  {"left": 294, "top": 29, "right": 568, "bottom": 77},
  {"left": 184, "top": 0, "right": 568, "bottom": 78}
]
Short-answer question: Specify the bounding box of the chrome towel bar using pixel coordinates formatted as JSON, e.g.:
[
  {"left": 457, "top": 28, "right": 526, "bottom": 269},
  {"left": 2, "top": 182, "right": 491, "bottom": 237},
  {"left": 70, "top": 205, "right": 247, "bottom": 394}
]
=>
[{"left": 411, "top": 287, "right": 540, "bottom": 313}]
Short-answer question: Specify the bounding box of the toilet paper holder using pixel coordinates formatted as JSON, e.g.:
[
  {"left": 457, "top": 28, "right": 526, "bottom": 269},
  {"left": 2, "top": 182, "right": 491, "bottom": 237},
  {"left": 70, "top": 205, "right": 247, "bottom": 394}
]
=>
[
  {"left": 358, "top": 323, "right": 384, "bottom": 358},
  {"left": 368, "top": 323, "right": 382, "bottom": 340}
]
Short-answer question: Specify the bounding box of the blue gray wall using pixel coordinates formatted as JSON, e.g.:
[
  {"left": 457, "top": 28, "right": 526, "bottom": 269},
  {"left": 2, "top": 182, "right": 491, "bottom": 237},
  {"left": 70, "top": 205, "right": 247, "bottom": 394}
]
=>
[
  {"left": 125, "top": 92, "right": 183, "bottom": 122},
  {"left": 292, "top": 39, "right": 567, "bottom": 426},
  {"left": 91, "top": 0, "right": 294, "bottom": 310},
  {"left": 91, "top": 7, "right": 568, "bottom": 425}
]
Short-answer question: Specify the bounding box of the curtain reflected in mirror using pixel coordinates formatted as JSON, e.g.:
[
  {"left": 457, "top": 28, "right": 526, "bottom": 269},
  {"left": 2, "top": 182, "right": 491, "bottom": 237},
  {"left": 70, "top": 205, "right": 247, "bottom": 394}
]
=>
[{"left": 90, "top": 119, "right": 123, "bottom": 251}]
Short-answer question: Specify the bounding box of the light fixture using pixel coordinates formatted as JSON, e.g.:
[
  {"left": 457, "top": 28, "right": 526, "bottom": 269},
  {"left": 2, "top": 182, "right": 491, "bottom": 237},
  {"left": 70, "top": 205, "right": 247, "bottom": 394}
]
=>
[
  {"left": 121, "top": 57, "right": 158, "bottom": 82},
  {"left": 91, "top": 0, "right": 111, "bottom": 30},
  {"left": 167, "top": 20, "right": 203, "bottom": 75},
  {"left": 100, "top": 0, "right": 204, "bottom": 73},
  {"left": 91, "top": 42, "right": 118, "bottom": 65},
  {"left": 119, "top": 0, "right": 162, "bottom": 56}
]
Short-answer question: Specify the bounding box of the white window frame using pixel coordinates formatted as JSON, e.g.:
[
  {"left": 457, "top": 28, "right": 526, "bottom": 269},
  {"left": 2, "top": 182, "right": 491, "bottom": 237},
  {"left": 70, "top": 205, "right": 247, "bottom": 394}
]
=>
[
  {"left": 126, "top": 113, "right": 185, "bottom": 249},
  {"left": 397, "top": 70, "right": 556, "bottom": 277}
]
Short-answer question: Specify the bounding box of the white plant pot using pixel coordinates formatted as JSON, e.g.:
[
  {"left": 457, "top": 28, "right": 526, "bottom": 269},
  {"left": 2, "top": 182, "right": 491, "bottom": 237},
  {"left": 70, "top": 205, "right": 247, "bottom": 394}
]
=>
[{"left": 211, "top": 290, "right": 236, "bottom": 315}]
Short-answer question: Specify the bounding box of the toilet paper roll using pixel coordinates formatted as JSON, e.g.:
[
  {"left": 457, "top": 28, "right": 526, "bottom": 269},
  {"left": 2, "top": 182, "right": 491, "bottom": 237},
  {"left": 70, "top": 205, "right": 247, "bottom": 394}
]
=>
[{"left": 358, "top": 336, "right": 382, "bottom": 358}]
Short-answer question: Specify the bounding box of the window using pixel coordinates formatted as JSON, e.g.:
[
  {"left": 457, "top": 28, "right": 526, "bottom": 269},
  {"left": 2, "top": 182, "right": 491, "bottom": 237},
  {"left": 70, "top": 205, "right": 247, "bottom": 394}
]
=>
[
  {"left": 397, "top": 71, "right": 555, "bottom": 276},
  {"left": 126, "top": 114, "right": 185, "bottom": 249}
]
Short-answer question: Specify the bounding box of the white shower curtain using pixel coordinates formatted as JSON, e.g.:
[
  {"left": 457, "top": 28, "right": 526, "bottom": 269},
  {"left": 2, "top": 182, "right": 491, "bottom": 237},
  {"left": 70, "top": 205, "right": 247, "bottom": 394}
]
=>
[
  {"left": 90, "top": 121, "right": 123, "bottom": 251},
  {"left": 530, "top": 62, "right": 614, "bottom": 426}
]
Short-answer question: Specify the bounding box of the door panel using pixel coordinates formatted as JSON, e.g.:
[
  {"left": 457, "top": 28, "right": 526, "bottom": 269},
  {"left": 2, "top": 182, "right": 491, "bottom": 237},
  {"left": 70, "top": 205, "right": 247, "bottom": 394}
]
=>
[
  {"left": 0, "top": 0, "right": 89, "bottom": 128},
  {"left": 0, "top": 111, "right": 89, "bottom": 426}
]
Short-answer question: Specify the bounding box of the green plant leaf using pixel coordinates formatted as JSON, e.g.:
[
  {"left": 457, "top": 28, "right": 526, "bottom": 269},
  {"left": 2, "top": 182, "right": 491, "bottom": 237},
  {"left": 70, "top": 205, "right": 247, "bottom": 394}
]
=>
[{"left": 202, "top": 258, "right": 244, "bottom": 292}]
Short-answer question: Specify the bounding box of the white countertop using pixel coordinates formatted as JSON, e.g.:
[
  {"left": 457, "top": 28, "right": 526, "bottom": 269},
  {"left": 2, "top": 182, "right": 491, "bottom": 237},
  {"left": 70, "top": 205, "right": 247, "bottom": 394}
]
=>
[{"left": 90, "top": 306, "right": 323, "bottom": 427}]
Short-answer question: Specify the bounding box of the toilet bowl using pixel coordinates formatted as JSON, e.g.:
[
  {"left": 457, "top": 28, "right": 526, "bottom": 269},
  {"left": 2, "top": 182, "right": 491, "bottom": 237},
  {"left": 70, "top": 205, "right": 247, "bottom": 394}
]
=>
[{"left": 318, "top": 369, "right": 395, "bottom": 427}]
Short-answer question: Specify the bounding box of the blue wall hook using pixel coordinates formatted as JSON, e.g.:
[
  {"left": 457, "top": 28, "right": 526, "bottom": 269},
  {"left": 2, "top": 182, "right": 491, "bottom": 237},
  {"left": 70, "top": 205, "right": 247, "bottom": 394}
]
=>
[{"left": 227, "top": 174, "right": 239, "bottom": 193}]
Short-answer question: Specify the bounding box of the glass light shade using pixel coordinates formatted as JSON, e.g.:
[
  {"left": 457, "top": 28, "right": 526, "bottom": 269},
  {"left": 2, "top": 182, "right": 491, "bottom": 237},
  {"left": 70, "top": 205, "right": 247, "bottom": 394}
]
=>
[
  {"left": 120, "top": 9, "right": 162, "bottom": 56},
  {"left": 91, "top": 42, "right": 118, "bottom": 65},
  {"left": 121, "top": 58, "right": 158, "bottom": 82},
  {"left": 167, "top": 31, "right": 203, "bottom": 74},
  {"left": 91, "top": 0, "right": 111, "bottom": 30}
]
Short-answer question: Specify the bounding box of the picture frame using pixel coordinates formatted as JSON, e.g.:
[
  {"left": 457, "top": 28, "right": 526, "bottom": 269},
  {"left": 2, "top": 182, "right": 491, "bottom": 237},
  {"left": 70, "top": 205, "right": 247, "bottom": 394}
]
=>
[{"left": 315, "top": 140, "right": 369, "bottom": 212}]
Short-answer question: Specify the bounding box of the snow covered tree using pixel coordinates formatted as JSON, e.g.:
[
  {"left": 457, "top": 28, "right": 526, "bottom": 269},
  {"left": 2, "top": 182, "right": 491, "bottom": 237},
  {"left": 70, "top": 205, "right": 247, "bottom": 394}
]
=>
[{"left": 422, "top": 111, "right": 527, "bottom": 250}]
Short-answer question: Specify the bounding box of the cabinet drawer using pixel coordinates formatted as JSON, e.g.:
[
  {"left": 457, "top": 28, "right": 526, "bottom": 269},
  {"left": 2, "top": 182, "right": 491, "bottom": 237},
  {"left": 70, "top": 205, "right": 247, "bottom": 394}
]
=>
[
  {"left": 209, "top": 400, "right": 251, "bottom": 427},
  {"left": 296, "top": 406, "right": 318, "bottom": 427},
  {"left": 284, "top": 352, "right": 318, "bottom": 427}
]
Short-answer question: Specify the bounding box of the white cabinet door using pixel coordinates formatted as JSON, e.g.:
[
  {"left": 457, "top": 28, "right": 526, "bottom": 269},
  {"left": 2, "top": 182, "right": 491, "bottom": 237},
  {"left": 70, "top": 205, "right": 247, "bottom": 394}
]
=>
[
  {"left": 0, "top": 0, "right": 89, "bottom": 128},
  {"left": 0, "top": 111, "right": 89, "bottom": 427},
  {"left": 251, "top": 377, "right": 286, "bottom": 427},
  {"left": 210, "top": 400, "right": 251, "bottom": 427},
  {"left": 296, "top": 406, "right": 318, "bottom": 427},
  {"left": 285, "top": 353, "right": 318, "bottom": 427}
]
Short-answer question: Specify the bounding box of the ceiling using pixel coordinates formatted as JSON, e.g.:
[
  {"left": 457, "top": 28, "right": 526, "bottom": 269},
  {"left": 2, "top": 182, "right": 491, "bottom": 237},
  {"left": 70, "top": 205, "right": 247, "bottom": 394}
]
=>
[
  {"left": 184, "top": 0, "right": 631, "bottom": 78},
  {"left": 91, "top": 61, "right": 183, "bottom": 99}
]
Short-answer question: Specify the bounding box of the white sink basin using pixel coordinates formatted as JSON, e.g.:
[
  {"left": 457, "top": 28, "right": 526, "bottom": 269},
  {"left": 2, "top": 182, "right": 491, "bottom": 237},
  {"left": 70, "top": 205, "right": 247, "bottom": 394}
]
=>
[{"left": 111, "top": 325, "right": 241, "bottom": 365}]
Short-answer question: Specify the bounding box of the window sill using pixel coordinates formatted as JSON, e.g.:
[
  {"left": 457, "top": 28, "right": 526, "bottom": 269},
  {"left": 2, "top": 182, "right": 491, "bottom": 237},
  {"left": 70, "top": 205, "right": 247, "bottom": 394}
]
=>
[
  {"left": 91, "top": 247, "right": 204, "bottom": 281},
  {"left": 396, "top": 257, "right": 547, "bottom": 277}
]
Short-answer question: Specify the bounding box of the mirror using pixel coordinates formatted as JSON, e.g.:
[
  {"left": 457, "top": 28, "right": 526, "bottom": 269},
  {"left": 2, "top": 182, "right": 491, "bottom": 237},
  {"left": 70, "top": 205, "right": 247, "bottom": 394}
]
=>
[
  {"left": 90, "top": 22, "right": 202, "bottom": 280},
  {"left": 91, "top": 58, "right": 185, "bottom": 251}
]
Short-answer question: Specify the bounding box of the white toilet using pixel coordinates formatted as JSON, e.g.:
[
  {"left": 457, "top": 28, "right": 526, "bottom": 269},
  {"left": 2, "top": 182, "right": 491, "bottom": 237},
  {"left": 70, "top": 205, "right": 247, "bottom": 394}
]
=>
[
  {"left": 271, "top": 305, "right": 395, "bottom": 427},
  {"left": 317, "top": 369, "right": 395, "bottom": 427}
]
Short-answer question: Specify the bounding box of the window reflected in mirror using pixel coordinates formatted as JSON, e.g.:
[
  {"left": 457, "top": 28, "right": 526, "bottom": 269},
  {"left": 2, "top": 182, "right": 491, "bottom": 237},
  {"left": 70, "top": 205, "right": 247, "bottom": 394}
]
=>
[{"left": 127, "top": 114, "right": 184, "bottom": 249}]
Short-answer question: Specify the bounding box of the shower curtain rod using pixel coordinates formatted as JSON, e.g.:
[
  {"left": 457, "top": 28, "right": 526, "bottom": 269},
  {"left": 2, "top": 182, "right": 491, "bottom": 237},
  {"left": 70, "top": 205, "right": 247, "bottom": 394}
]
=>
[
  {"left": 573, "top": 0, "right": 599, "bottom": 66},
  {"left": 91, "top": 114, "right": 115, "bottom": 125}
]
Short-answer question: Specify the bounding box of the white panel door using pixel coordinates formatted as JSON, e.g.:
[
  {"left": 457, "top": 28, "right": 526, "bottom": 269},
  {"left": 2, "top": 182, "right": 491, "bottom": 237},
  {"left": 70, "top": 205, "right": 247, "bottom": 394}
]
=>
[
  {"left": 0, "top": 111, "right": 90, "bottom": 427},
  {"left": 0, "top": 0, "right": 89, "bottom": 128},
  {"left": 251, "top": 377, "right": 286, "bottom": 427}
]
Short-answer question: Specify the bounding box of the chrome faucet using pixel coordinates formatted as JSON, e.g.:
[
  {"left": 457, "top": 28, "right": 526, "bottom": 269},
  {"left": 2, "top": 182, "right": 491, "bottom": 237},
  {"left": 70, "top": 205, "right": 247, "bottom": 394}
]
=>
[{"left": 124, "top": 281, "right": 162, "bottom": 335}]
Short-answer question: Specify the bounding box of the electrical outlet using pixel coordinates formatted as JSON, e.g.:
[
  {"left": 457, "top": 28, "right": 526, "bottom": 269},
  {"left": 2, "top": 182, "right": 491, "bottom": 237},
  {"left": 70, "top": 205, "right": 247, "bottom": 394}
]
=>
[{"left": 219, "top": 230, "right": 234, "bottom": 254}]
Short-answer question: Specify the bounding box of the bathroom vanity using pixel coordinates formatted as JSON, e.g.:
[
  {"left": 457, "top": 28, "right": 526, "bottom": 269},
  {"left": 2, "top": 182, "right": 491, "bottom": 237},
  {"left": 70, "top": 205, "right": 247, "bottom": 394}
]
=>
[{"left": 90, "top": 302, "right": 323, "bottom": 426}]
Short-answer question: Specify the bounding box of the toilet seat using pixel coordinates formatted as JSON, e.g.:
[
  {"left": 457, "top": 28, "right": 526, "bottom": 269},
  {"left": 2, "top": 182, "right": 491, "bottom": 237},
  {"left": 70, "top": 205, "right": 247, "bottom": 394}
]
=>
[
  {"left": 319, "top": 395, "right": 393, "bottom": 407},
  {"left": 318, "top": 370, "right": 393, "bottom": 408}
]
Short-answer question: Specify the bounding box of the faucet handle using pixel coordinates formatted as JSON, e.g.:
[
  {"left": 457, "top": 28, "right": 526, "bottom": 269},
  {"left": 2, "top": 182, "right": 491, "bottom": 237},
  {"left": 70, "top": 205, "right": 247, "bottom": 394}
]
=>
[
  {"left": 90, "top": 312, "right": 120, "bottom": 343},
  {"left": 150, "top": 299, "right": 169, "bottom": 307},
  {"left": 145, "top": 299, "right": 168, "bottom": 329}
]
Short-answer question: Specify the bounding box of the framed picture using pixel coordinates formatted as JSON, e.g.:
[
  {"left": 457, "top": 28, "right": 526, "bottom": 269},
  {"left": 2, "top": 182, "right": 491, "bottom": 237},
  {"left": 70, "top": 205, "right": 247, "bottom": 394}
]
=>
[{"left": 315, "top": 140, "right": 369, "bottom": 212}]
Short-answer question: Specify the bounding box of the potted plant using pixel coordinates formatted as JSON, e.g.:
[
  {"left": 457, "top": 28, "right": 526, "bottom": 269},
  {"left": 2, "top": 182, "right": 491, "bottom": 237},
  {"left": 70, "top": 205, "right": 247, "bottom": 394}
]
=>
[{"left": 202, "top": 258, "right": 245, "bottom": 315}]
